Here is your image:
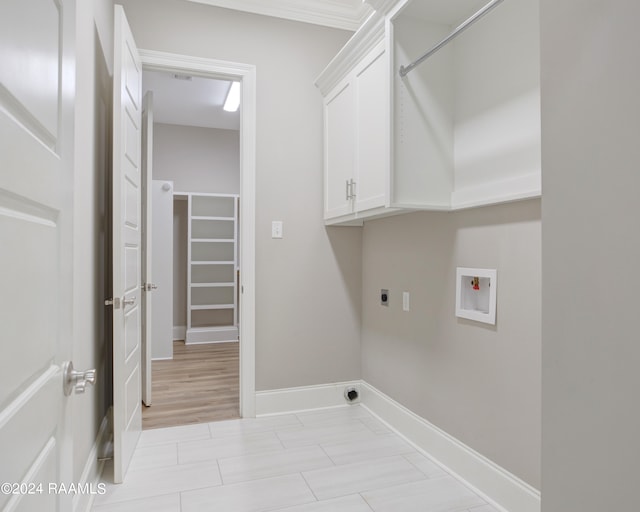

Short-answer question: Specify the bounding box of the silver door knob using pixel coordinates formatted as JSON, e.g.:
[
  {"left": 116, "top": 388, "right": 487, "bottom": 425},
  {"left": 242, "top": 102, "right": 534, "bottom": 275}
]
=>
[
  {"left": 63, "top": 362, "right": 97, "bottom": 396},
  {"left": 142, "top": 283, "right": 158, "bottom": 291},
  {"left": 122, "top": 297, "right": 136, "bottom": 306}
]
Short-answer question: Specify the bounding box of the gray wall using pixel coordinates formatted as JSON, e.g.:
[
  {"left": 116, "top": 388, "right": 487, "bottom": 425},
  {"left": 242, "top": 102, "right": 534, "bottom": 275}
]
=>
[
  {"left": 152, "top": 123, "right": 240, "bottom": 194},
  {"left": 541, "top": 0, "right": 640, "bottom": 509},
  {"left": 118, "top": 0, "right": 361, "bottom": 390},
  {"left": 73, "top": 0, "right": 113, "bottom": 488},
  {"left": 361, "top": 201, "right": 541, "bottom": 489}
]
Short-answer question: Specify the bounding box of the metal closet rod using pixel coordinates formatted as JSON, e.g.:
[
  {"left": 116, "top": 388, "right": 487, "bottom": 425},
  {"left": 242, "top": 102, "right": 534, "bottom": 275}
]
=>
[{"left": 399, "top": 0, "right": 505, "bottom": 78}]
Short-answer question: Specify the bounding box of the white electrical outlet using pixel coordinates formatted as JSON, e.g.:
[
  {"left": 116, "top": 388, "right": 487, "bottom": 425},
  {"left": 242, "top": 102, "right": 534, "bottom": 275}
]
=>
[
  {"left": 402, "top": 291, "right": 410, "bottom": 311},
  {"left": 271, "top": 221, "right": 283, "bottom": 239}
]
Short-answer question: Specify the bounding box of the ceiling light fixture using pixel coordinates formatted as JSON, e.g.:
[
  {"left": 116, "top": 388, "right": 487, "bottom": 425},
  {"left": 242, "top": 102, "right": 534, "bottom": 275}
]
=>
[{"left": 223, "top": 81, "right": 241, "bottom": 112}]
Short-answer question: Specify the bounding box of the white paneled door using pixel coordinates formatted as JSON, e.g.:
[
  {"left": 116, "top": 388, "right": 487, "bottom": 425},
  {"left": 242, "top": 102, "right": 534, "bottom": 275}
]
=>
[
  {"left": 112, "top": 5, "right": 143, "bottom": 484},
  {"left": 0, "top": 0, "right": 75, "bottom": 510}
]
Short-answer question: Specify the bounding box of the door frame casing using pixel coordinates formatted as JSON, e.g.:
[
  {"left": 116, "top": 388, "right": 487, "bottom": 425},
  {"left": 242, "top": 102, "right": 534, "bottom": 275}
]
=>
[{"left": 139, "top": 49, "right": 257, "bottom": 417}]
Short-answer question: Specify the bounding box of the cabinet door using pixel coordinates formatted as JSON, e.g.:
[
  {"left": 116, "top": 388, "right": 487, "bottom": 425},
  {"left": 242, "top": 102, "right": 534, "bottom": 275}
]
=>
[
  {"left": 354, "top": 42, "right": 388, "bottom": 212},
  {"left": 324, "top": 79, "right": 356, "bottom": 219}
]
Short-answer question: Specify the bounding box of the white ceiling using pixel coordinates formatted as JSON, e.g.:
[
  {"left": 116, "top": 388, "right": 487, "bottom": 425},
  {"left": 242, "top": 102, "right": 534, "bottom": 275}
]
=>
[
  {"left": 142, "top": 70, "right": 240, "bottom": 131},
  {"left": 185, "top": 0, "right": 373, "bottom": 31},
  {"left": 398, "top": 0, "right": 491, "bottom": 25}
]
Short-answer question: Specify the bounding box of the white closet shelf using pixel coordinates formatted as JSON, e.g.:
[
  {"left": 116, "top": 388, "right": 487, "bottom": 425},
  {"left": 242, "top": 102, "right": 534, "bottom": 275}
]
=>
[
  {"left": 191, "top": 216, "right": 235, "bottom": 221},
  {"left": 191, "top": 282, "right": 235, "bottom": 288},
  {"left": 191, "top": 238, "right": 234, "bottom": 243},
  {"left": 187, "top": 193, "right": 239, "bottom": 344},
  {"left": 191, "top": 304, "right": 235, "bottom": 310},
  {"left": 191, "top": 261, "right": 235, "bottom": 265}
]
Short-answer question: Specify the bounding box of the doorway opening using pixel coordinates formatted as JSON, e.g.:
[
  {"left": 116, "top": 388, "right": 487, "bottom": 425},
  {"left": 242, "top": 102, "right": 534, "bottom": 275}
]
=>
[{"left": 139, "top": 50, "right": 256, "bottom": 428}]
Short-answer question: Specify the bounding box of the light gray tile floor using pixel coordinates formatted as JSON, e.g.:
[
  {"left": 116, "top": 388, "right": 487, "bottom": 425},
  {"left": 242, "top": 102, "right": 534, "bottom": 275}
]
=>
[{"left": 93, "top": 406, "right": 500, "bottom": 512}]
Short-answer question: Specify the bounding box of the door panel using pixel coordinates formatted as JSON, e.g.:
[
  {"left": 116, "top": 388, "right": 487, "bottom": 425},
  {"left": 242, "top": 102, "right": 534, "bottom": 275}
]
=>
[
  {"left": 0, "top": 0, "right": 75, "bottom": 509},
  {"left": 112, "top": 5, "right": 143, "bottom": 484},
  {"left": 324, "top": 79, "right": 355, "bottom": 219},
  {"left": 0, "top": 0, "right": 60, "bottom": 143}
]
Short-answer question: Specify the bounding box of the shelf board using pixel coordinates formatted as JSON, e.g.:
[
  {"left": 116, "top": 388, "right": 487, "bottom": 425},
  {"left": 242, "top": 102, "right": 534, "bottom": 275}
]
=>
[
  {"left": 191, "top": 304, "right": 235, "bottom": 310},
  {"left": 191, "top": 261, "right": 235, "bottom": 265},
  {"left": 191, "top": 282, "right": 235, "bottom": 288},
  {"left": 191, "top": 238, "right": 234, "bottom": 243},
  {"left": 191, "top": 216, "right": 234, "bottom": 221}
]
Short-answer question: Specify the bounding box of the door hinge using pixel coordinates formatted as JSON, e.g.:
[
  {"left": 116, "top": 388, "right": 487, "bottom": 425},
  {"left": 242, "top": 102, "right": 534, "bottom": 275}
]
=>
[{"left": 104, "top": 297, "right": 121, "bottom": 309}]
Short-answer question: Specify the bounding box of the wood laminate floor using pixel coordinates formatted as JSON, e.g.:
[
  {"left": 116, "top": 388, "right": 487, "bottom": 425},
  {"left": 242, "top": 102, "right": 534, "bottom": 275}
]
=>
[{"left": 142, "top": 341, "right": 239, "bottom": 430}]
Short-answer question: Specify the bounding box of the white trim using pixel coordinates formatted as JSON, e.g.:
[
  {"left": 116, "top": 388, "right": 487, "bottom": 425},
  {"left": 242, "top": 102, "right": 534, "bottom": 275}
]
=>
[
  {"left": 185, "top": 326, "right": 238, "bottom": 344},
  {"left": 254, "top": 381, "right": 540, "bottom": 512},
  {"left": 172, "top": 325, "right": 186, "bottom": 341},
  {"left": 185, "top": 0, "right": 372, "bottom": 31},
  {"left": 74, "top": 414, "right": 111, "bottom": 512},
  {"left": 360, "top": 382, "right": 541, "bottom": 512},
  {"left": 139, "top": 49, "right": 256, "bottom": 419},
  {"left": 314, "top": 0, "right": 398, "bottom": 94},
  {"left": 256, "top": 381, "right": 362, "bottom": 416}
]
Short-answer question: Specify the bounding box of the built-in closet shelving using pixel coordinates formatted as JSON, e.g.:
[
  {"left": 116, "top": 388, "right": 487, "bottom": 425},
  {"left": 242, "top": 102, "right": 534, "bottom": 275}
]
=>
[
  {"left": 316, "top": 0, "right": 541, "bottom": 226},
  {"left": 186, "top": 192, "right": 239, "bottom": 343}
]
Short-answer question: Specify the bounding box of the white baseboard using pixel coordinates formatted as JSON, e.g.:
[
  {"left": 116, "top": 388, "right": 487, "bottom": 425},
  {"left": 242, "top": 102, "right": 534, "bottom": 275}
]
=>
[
  {"left": 173, "top": 325, "right": 186, "bottom": 341},
  {"left": 256, "top": 381, "right": 361, "bottom": 416},
  {"left": 359, "top": 382, "right": 541, "bottom": 512},
  {"left": 73, "top": 412, "right": 111, "bottom": 512},
  {"left": 255, "top": 381, "right": 540, "bottom": 512},
  {"left": 185, "top": 326, "right": 238, "bottom": 344}
]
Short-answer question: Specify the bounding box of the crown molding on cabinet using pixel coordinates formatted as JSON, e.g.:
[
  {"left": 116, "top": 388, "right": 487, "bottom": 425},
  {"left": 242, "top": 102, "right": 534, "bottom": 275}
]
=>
[
  {"left": 186, "top": 0, "right": 374, "bottom": 31},
  {"left": 314, "top": 0, "right": 398, "bottom": 94}
]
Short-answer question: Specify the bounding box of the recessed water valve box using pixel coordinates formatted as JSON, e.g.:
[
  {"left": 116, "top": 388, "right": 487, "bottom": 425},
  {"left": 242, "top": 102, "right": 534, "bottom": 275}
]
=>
[
  {"left": 380, "top": 289, "right": 389, "bottom": 306},
  {"left": 455, "top": 268, "right": 497, "bottom": 325}
]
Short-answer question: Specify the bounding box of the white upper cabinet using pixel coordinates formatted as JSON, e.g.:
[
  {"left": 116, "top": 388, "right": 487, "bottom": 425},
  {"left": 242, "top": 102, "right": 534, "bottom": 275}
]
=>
[
  {"left": 317, "top": 0, "right": 541, "bottom": 225},
  {"left": 323, "top": 41, "right": 390, "bottom": 223}
]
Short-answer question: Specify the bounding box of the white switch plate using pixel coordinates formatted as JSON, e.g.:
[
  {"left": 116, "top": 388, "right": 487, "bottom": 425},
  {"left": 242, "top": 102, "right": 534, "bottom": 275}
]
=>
[
  {"left": 402, "top": 291, "right": 410, "bottom": 311},
  {"left": 272, "top": 221, "right": 283, "bottom": 239}
]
